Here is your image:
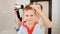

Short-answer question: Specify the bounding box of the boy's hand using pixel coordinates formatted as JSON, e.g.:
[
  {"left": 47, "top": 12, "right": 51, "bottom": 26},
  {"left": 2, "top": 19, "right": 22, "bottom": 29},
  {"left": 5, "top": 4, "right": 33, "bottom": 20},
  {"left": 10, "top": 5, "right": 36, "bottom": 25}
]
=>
[{"left": 12, "top": 5, "right": 18, "bottom": 15}]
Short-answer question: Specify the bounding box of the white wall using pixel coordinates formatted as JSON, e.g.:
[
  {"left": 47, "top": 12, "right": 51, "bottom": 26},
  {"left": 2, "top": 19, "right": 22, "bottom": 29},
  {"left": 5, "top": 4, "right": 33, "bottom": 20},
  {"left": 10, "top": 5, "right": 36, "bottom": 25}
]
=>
[
  {"left": 0, "top": 0, "right": 17, "bottom": 34},
  {"left": 52, "top": 0, "right": 60, "bottom": 34},
  {"left": 57, "top": 0, "right": 60, "bottom": 34}
]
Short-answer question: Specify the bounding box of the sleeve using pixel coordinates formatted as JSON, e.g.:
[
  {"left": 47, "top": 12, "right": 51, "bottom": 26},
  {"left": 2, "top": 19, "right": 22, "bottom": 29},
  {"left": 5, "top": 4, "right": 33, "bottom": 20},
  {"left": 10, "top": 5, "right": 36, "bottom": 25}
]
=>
[
  {"left": 18, "top": 26, "right": 28, "bottom": 34},
  {"left": 38, "top": 18, "right": 45, "bottom": 34}
]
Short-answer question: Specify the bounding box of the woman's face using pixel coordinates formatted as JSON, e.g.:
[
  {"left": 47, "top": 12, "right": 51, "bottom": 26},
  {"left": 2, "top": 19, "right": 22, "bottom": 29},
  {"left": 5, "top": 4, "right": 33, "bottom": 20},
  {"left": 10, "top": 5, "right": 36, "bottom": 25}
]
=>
[{"left": 23, "top": 10, "right": 37, "bottom": 23}]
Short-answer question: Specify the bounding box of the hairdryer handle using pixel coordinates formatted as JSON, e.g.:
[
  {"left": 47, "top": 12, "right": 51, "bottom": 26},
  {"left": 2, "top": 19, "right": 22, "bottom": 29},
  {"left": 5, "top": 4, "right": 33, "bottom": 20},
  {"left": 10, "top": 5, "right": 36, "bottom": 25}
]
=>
[{"left": 16, "top": 10, "right": 22, "bottom": 22}]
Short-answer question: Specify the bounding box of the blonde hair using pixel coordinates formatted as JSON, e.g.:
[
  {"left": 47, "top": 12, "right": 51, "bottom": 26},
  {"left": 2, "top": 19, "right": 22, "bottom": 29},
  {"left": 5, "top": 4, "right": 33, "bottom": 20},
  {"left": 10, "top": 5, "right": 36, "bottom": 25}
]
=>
[{"left": 23, "top": 4, "right": 42, "bottom": 18}]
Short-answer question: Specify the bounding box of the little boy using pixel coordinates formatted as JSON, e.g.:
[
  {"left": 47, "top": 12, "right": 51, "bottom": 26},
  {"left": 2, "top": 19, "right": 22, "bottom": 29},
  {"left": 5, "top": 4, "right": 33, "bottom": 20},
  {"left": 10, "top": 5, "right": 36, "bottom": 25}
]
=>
[{"left": 13, "top": 4, "right": 52, "bottom": 34}]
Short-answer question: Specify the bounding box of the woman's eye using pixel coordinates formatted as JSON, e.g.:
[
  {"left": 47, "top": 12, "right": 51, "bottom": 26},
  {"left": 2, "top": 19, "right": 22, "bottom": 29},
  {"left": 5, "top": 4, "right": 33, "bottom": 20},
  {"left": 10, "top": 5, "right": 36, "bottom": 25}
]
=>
[
  {"left": 31, "top": 15, "right": 33, "bottom": 17},
  {"left": 26, "top": 15, "right": 28, "bottom": 17}
]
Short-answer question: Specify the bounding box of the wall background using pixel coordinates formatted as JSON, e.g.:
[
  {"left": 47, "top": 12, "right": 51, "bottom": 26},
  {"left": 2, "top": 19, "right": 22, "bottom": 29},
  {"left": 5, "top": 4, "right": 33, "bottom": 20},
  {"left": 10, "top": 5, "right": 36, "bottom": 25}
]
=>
[
  {"left": 52, "top": 0, "right": 60, "bottom": 34},
  {"left": 0, "top": 0, "right": 60, "bottom": 34}
]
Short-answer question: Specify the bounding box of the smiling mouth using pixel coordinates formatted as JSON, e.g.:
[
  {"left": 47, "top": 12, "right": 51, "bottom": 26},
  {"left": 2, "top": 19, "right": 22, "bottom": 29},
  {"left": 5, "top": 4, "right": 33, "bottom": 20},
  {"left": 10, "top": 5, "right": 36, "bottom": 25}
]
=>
[{"left": 28, "top": 20, "right": 31, "bottom": 21}]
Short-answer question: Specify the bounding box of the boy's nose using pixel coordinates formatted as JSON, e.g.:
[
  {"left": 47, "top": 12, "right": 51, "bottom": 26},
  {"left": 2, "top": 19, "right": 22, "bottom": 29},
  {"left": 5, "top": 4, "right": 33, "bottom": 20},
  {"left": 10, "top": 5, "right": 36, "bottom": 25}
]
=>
[{"left": 28, "top": 17, "right": 31, "bottom": 20}]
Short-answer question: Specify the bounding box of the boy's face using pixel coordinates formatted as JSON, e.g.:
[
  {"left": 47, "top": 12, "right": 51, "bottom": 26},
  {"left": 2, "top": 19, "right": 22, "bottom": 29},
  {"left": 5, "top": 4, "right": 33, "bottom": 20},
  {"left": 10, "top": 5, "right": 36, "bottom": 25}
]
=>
[{"left": 23, "top": 10, "right": 37, "bottom": 23}]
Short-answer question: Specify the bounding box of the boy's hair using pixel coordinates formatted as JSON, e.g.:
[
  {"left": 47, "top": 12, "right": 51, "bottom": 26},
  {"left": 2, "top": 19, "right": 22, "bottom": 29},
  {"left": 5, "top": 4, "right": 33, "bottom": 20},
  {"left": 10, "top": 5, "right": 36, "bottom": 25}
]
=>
[
  {"left": 23, "top": 4, "right": 34, "bottom": 11},
  {"left": 23, "top": 4, "right": 43, "bottom": 11},
  {"left": 23, "top": 4, "right": 43, "bottom": 17}
]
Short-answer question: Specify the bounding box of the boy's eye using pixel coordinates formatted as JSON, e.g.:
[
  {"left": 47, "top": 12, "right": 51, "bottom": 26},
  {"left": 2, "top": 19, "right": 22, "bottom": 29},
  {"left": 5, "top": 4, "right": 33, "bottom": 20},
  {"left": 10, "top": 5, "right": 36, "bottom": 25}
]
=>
[
  {"left": 31, "top": 15, "right": 33, "bottom": 17},
  {"left": 26, "top": 15, "right": 28, "bottom": 17}
]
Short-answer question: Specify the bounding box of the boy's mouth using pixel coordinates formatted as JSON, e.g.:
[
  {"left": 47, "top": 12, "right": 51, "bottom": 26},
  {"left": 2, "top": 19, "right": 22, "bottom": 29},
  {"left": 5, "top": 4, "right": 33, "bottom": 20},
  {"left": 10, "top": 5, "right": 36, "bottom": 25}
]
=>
[{"left": 28, "top": 19, "right": 31, "bottom": 21}]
